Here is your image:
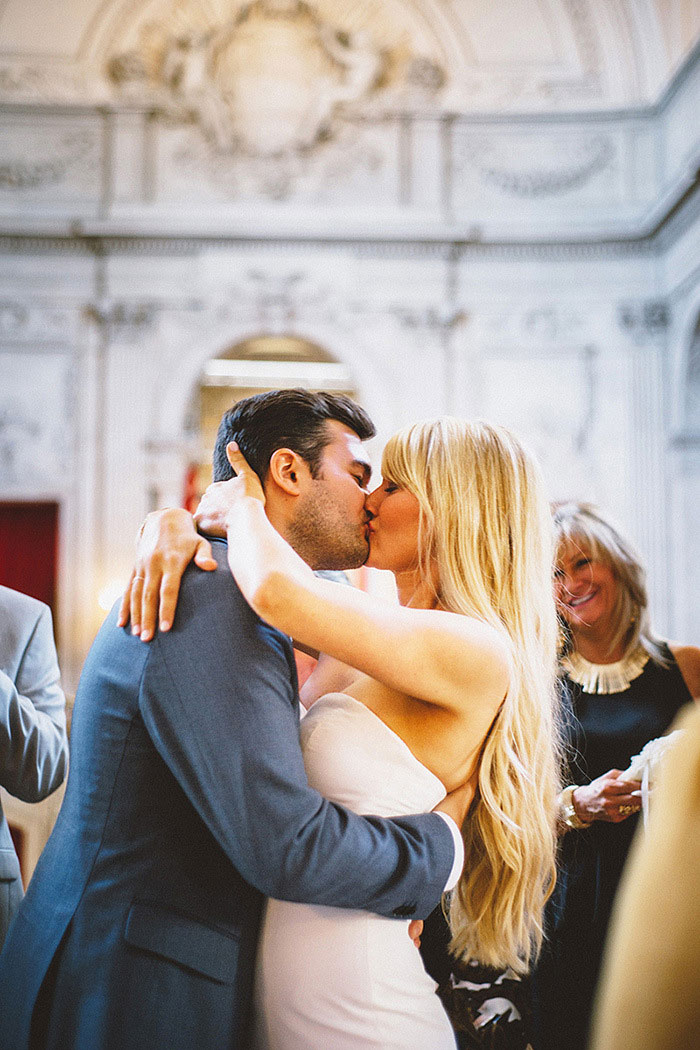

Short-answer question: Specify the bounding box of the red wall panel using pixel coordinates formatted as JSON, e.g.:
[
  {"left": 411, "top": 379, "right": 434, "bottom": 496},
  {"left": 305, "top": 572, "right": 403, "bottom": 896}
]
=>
[{"left": 0, "top": 502, "right": 59, "bottom": 627}]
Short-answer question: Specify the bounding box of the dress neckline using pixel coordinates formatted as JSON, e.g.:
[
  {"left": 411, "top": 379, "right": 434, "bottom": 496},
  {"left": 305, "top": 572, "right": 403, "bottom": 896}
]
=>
[
  {"left": 561, "top": 644, "right": 649, "bottom": 695},
  {"left": 308, "top": 691, "right": 448, "bottom": 800}
]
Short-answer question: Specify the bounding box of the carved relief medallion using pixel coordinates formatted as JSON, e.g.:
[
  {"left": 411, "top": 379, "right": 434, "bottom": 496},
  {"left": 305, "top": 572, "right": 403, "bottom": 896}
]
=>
[{"left": 109, "top": 0, "right": 392, "bottom": 157}]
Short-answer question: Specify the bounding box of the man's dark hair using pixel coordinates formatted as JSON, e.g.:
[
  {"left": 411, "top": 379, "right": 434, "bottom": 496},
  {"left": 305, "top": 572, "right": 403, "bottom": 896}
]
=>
[{"left": 212, "top": 389, "right": 375, "bottom": 482}]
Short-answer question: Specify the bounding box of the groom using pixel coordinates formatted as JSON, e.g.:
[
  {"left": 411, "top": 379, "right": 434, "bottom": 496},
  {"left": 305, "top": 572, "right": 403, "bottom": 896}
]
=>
[{"left": 0, "top": 390, "right": 462, "bottom": 1050}]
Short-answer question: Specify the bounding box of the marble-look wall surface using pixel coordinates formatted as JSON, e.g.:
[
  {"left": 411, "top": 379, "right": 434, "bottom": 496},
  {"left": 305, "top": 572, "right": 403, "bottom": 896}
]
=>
[
  {"left": 662, "top": 182, "right": 700, "bottom": 650},
  {"left": 0, "top": 37, "right": 698, "bottom": 689}
]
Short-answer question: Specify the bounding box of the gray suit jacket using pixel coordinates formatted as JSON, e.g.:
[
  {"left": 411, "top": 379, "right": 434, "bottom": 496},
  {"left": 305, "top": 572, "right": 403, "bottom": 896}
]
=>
[{"left": 0, "top": 585, "right": 68, "bottom": 947}]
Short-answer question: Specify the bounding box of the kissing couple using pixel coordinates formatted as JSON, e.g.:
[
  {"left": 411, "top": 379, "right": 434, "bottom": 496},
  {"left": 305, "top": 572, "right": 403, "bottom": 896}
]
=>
[{"left": 0, "top": 389, "right": 559, "bottom": 1050}]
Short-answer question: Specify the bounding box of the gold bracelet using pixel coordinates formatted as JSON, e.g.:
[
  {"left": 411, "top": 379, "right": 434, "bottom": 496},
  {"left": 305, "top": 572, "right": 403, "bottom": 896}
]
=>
[{"left": 559, "top": 785, "right": 593, "bottom": 830}]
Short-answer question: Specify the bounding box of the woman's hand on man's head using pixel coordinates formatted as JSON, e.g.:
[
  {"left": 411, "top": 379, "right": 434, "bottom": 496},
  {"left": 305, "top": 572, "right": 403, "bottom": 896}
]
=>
[{"left": 194, "top": 443, "right": 266, "bottom": 536}]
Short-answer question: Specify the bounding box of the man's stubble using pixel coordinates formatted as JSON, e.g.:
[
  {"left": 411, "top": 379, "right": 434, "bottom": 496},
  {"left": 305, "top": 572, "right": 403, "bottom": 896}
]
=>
[{"left": 286, "top": 481, "right": 369, "bottom": 572}]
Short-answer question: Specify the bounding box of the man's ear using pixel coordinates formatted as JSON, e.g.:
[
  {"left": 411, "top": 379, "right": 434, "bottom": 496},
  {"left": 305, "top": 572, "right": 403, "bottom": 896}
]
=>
[{"left": 267, "top": 448, "right": 311, "bottom": 496}]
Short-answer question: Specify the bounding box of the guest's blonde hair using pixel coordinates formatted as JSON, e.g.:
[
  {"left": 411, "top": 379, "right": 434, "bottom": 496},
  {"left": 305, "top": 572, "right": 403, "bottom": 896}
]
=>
[
  {"left": 382, "top": 418, "right": 560, "bottom": 973},
  {"left": 552, "top": 501, "right": 667, "bottom": 665}
]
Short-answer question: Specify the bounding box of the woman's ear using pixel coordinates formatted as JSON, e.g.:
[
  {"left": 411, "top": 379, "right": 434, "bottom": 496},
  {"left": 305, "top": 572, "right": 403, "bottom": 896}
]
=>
[{"left": 268, "top": 448, "right": 310, "bottom": 496}]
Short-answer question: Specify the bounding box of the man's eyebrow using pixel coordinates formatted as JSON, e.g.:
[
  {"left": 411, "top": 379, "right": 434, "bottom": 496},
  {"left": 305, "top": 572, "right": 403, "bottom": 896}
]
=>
[{"left": 351, "top": 458, "right": 372, "bottom": 482}]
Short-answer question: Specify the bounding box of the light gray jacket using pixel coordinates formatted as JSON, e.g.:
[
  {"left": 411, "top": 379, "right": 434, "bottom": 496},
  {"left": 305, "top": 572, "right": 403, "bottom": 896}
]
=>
[{"left": 0, "top": 585, "right": 68, "bottom": 948}]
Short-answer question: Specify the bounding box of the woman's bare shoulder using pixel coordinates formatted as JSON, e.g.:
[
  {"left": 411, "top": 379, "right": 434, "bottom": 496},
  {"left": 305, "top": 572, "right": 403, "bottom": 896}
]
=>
[
  {"left": 432, "top": 607, "right": 511, "bottom": 660},
  {"left": 423, "top": 608, "right": 511, "bottom": 703}
]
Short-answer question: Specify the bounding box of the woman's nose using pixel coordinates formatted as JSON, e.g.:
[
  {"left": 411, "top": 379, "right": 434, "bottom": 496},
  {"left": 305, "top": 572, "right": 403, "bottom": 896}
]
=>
[
  {"left": 364, "top": 486, "right": 382, "bottom": 516},
  {"left": 567, "top": 572, "right": 589, "bottom": 596}
]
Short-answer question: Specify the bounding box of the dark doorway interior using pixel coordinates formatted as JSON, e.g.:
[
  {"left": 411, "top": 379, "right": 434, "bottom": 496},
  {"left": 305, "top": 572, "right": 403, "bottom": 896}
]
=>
[{"left": 0, "top": 501, "right": 59, "bottom": 637}]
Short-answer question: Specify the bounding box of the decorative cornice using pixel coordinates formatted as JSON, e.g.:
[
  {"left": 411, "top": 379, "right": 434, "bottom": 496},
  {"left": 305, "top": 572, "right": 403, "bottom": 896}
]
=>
[
  {"left": 0, "top": 51, "right": 695, "bottom": 247},
  {"left": 2, "top": 161, "right": 699, "bottom": 263},
  {"left": 0, "top": 235, "right": 95, "bottom": 255},
  {"left": 652, "top": 173, "right": 700, "bottom": 254},
  {"left": 0, "top": 134, "right": 695, "bottom": 255},
  {"left": 655, "top": 37, "right": 700, "bottom": 116},
  {"left": 0, "top": 230, "right": 666, "bottom": 261}
]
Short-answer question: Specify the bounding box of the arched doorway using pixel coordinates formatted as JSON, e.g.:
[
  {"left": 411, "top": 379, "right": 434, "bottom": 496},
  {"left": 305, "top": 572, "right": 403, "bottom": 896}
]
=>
[
  {"left": 183, "top": 334, "right": 357, "bottom": 506},
  {"left": 184, "top": 334, "right": 359, "bottom": 684}
]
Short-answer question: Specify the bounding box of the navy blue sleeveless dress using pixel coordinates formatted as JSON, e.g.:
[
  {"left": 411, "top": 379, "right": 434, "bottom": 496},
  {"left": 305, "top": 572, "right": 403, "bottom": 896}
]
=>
[{"left": 530, "top": 644, "right": 692, "bottom": 1050}]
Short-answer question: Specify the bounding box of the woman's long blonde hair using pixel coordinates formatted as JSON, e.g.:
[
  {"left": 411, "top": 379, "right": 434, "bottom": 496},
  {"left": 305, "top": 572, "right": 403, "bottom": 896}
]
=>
[{"left": 382, "top": 418, "right": 561, "bottom": 973}]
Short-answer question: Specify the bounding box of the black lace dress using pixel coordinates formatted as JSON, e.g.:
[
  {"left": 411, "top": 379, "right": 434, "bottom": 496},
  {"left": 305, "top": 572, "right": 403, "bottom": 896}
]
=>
[
  {"left": 420, "top": 905, "right": 533, "bottom": 1050},
  {"left": 529, "top": 644, "right": 692, "bottom": 1050}
]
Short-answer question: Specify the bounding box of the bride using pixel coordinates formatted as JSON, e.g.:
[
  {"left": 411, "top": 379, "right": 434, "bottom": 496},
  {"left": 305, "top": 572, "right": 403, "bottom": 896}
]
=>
[{"left": 124, "top": 414, "right": 560, "bottom": 1049}]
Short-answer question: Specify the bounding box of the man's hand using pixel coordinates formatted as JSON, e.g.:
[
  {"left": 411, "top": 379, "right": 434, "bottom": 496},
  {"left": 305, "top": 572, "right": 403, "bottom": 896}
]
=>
[
  {"left": 408, "top": 919, "right": 423, "bottom": 949},
  {"left": 434, "top": 777, "right": 476, "bottom": 829}
]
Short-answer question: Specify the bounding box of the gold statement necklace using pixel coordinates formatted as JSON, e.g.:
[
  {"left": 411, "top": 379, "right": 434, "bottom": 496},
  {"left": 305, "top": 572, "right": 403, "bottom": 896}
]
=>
[{"left": 561, "top": 644, "right": 650, "bottom": 695}]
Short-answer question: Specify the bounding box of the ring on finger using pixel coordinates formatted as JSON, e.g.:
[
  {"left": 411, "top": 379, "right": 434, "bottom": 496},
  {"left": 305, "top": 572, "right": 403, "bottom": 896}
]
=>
[
  {"left": 618, "top": 804, "right": 636, "bottom": 816},
  {"left": 133, "top": 575, "right": 146, "bottom": 581}
]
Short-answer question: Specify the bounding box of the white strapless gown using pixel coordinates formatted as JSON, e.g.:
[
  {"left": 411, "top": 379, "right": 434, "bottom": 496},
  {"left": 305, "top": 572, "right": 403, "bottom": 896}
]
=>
[{"left": 254, "top": 692, "right": 457, "bottom": 1050}]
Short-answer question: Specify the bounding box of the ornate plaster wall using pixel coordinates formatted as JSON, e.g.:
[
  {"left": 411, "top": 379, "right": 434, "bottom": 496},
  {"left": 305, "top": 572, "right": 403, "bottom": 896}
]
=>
[{"left": 0, "top": 1, "right": 698, "bottom": 688}]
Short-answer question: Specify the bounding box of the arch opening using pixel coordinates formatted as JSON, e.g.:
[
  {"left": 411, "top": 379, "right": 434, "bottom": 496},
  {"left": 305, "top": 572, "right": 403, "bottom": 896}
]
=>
[{"left": 183, "top": 333, "right": 358, "bottom": 505}]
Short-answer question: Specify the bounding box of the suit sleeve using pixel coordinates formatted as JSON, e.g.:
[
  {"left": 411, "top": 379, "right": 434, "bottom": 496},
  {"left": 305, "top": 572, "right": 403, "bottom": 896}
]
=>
[
  {"left": 139, "top": 564, "right": 455, "bottom": 920},
  {"left": 0, "top": 605, "right": 68, "bottom": 801}
]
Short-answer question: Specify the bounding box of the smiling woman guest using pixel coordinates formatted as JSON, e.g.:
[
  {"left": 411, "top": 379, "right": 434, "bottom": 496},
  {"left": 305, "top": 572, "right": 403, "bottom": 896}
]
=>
[{"left": 529, "top": 501, "right": 700, "bottom": 1050}]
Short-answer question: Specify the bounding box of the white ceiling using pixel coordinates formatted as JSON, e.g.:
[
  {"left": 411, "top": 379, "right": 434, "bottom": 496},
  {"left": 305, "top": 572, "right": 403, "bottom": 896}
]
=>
[{"left": 0, "top": 0, "right": 697, "bottom": 111}]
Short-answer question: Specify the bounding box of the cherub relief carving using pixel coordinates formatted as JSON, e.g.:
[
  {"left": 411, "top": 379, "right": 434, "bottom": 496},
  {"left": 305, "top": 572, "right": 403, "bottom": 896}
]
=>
[
  {"left": 108, "top": 1, "right": 392, "bottom": 156},
  {"left": 107, "top": 0, "right": 441, "bottom": 159}
]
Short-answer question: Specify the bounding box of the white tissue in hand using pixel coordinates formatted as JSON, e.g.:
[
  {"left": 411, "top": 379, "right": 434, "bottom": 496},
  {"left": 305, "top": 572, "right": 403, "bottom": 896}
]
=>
[{"left": 622, "top": 730, "right": 683, "bottom": 784}]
